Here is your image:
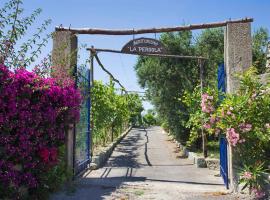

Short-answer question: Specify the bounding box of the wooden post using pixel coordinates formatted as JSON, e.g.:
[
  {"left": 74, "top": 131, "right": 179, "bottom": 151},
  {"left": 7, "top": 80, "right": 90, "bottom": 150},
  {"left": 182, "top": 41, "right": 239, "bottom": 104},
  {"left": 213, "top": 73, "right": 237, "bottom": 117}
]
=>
[
  {"left": 111, "top": 124, "right": 114, "bottom": 142},
  {"left": 199, "top": 59, "right": 208, "bottom": 158}
]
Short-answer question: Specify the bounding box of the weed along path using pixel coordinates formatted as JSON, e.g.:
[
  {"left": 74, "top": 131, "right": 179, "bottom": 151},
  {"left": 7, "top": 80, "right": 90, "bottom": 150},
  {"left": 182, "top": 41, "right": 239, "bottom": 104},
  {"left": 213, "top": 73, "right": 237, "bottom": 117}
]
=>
[{"left": 52, "top": 127, "right": 233, "bottom": 200}]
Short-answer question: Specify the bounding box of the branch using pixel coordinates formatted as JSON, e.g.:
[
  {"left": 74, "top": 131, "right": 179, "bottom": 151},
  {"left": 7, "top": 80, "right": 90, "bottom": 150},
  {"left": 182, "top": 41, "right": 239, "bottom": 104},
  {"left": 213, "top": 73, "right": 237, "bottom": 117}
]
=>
[
  {"left": 93, "top": 53, "right": 127, "bottom": 93},
  {"left": 55, "top": 18, "right": 253, "bottom": 35}
]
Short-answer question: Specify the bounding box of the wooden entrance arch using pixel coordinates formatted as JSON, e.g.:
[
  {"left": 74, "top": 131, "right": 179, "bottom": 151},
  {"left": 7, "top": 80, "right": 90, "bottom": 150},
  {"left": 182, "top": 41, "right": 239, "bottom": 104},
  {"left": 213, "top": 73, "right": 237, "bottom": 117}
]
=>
[{"left": 52, "top": 18, "right": 253, "bottom": 190}]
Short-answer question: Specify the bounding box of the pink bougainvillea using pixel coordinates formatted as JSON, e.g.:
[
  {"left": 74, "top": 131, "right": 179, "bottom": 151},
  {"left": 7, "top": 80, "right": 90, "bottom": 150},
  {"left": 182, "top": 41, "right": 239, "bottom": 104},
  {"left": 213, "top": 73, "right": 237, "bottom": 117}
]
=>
[{"left": 0, "top": 64, "right": 81, "bottom": 197}]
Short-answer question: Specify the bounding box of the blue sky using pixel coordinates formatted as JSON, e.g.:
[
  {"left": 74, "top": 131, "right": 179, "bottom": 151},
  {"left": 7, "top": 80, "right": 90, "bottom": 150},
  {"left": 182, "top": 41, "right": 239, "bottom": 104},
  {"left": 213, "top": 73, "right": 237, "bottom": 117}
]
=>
[{"left": 1, "top": 0, "right": 270, "bottom": 110}]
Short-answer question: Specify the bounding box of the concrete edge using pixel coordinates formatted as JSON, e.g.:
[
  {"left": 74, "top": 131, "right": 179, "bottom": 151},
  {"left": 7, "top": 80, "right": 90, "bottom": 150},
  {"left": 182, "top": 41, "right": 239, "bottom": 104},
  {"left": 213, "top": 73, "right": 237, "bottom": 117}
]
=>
[{"left": 89, "top": 126, "right": 133, "bottom": 170}]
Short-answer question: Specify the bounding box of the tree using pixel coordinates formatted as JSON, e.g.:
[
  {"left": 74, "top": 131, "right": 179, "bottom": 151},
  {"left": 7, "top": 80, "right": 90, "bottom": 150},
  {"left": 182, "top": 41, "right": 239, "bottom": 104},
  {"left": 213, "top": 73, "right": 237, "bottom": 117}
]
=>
[
  {"left": 194, "top": 28, "right": 224, "bottom": 85},
  {"left": 143, "top": 109, "right": 157, "bottom": 126},
  {"left": 135, "top": 30, "right": 221, "bottom": 143},
  {"left": 135, "top": 27, "right": 269, "bottom": 145},
  {"left": 252, "top": 28, "right": 269, "bottom": 74},
  {"left": 91, "top": 80, "right": 143, "bottom": 146},
  {"left": 0, "top": 0, "right": 51, "bottom": 69}
]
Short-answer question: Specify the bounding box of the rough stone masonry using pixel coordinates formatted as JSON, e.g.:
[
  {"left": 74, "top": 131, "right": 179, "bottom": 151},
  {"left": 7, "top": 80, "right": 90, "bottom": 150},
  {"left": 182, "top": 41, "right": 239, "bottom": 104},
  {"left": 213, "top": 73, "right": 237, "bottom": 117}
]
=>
[{"left": 266, "top": 41, "right": 270, "bottom": 70}]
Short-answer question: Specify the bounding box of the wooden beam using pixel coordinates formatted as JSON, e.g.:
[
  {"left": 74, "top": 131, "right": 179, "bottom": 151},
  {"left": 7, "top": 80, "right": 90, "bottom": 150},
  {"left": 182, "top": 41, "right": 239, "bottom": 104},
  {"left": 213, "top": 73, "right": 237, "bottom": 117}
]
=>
[
  {"left": 87, "top": 48, "right": 207, "bottom": 60},
  {"left": 56, "top": 18, "right": 253, "bottom": 35}
]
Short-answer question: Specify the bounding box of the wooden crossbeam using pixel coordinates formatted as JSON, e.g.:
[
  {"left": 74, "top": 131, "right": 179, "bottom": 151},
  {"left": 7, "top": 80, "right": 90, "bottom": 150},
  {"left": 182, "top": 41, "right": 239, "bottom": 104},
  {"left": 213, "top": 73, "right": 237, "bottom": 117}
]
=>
[
  {"left": 56, "top": 18, "right": 253, "bottom": 35},
  {"left": 87, "top": 48, "right": 207, "bottom": 60}
]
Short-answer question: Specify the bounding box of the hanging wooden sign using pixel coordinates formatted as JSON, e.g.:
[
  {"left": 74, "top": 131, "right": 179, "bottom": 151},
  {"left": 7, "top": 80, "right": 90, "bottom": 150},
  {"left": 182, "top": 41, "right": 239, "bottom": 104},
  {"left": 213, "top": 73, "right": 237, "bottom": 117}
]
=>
[{"left": 121, "top": 37, "right": 167, "bottom": 55}]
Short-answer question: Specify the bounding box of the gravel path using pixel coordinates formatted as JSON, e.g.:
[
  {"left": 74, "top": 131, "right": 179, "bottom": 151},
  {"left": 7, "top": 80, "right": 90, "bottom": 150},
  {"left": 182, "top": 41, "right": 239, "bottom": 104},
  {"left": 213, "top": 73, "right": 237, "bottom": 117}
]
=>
[{"left": 52, "top": 126, "right": 239, "bottom": 200}]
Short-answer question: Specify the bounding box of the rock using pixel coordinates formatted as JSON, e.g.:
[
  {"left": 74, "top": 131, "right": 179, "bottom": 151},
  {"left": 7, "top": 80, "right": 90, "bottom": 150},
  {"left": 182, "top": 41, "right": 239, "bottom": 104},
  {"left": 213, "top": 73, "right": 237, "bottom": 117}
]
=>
[
  {"left": 195, "top": 157, "right": 207, "bottom": 168},
  {"left": 182, "top": 147, "right": 188, "bottom": 157},
  {"left": 188, "top": 152, "right": 196, "bottom": 162},
  {"left": 89, "top": 163, "right": 98, "bottom": 170},
  {"left": 205, "top": 158, "right": 220, "bottom": 170},
  {"left": 178, "top": 150, "right": 187, "bottom": 158}
]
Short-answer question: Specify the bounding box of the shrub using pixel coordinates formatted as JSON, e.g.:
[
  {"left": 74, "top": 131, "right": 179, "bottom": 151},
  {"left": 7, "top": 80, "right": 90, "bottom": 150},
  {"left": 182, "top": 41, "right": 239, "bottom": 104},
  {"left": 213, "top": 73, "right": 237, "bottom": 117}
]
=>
[
  {"left": 213, "top": 68, "right": 270, "bottom": 197},
  {"left": 182, "top": 86, "right": 219, "bottom": 147},
  {"left": 0, "top": 64, "right": 81, "bottom": 199}
]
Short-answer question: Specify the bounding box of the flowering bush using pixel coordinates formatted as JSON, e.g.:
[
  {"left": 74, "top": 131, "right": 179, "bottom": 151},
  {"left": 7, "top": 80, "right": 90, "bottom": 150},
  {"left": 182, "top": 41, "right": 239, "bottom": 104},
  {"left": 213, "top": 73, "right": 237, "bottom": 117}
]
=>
[
  {"left": 182, "top": 86, "right": 218, "bottom": 147},
  {"left": 212, "top": 68, "right": 270, "bottom": 197},
  {"left": 239, "top": 163, "right": 269, "bottom": 199},
  {"left": 184, "top": 68, "right": 269, "bottom": 197},
  {"left": 214, "top": 68, "right": 270, "bottom": 165},
  {"left": 0, "top": 64, "right": 81, "bottom": 198}
]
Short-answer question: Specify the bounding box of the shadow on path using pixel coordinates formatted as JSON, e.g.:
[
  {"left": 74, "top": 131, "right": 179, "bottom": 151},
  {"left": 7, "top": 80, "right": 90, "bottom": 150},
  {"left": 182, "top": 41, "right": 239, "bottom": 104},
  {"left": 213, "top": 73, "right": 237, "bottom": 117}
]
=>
[
  {"left": 143, "top": 127, "right": 152, "bottom": 166},
  {"left": 104, "top": 129, "right": 142, "bottom": 168}
]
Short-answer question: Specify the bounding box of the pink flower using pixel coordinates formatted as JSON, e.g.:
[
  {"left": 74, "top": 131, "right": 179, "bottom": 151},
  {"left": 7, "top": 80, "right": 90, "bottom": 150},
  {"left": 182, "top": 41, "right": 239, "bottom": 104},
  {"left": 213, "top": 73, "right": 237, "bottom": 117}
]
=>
[
  {"left": 202, "top": 93, "right": 209, "bottom": 100},
  {"left": 202, "top": 106, "right": 208, "bottom": 113},
  {"left": 252, "top": 188, "right": 266, "bottom": 199},
  {"left": 203, "top": 123, "right": 211, "bottom": 129},
  {"left": 227, "top": 110, "right": 232, "bottom": 115},
  {"left": 239, "top": 123, "right": 252, "bottom": 132},
  {"left": 226, "top": 128, "right": 240, "bottom": 146},
  {"left": 242, "top": 171, "right": 252, "bottom": 180},
  {"left": 209, "top": 106, "right": 215, "bottom": 112},
  {"left": 210, "top": 116, "right": 216, "bottom": 124},
  {"left": 39, "top": 148, "right": 50, "bottom": 163},
  {"left": 201, "top": 93, "right": 215, "bottom": 113}
]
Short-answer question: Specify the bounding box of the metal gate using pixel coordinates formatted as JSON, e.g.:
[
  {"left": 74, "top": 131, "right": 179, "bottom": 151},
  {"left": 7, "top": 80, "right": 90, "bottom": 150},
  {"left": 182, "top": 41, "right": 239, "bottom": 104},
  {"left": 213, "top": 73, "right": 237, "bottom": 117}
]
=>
[
  {"left": 217, "top": 63, "right": 228, "bottom": 189},
  {"left": 220, "top": 137, "right": 229, "bottom": 189},
  {"left": 75, "top": 68, "right": 91, "bottom": 174},
  {"left": 217, "top": 63, "right": 226, "bottom": 100}
]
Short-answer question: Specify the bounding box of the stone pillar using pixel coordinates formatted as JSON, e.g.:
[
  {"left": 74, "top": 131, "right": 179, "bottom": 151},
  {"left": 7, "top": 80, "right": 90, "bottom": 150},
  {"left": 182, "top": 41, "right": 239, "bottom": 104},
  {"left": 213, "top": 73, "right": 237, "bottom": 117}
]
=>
[
  {"left": 266, "top": 41, "right": 270, "bottom": 70},
  {"left": 52, "top": 31, "right": 78, "bottom": 172},
  {"left": 224, "top": 22, "right": 252, "bottom": 192},
  {"left": 52, "top": 31, "right": 78, "bottom": 75},
  {"left": 224, "top": 22, "right": 252, "bottom": 93}
]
